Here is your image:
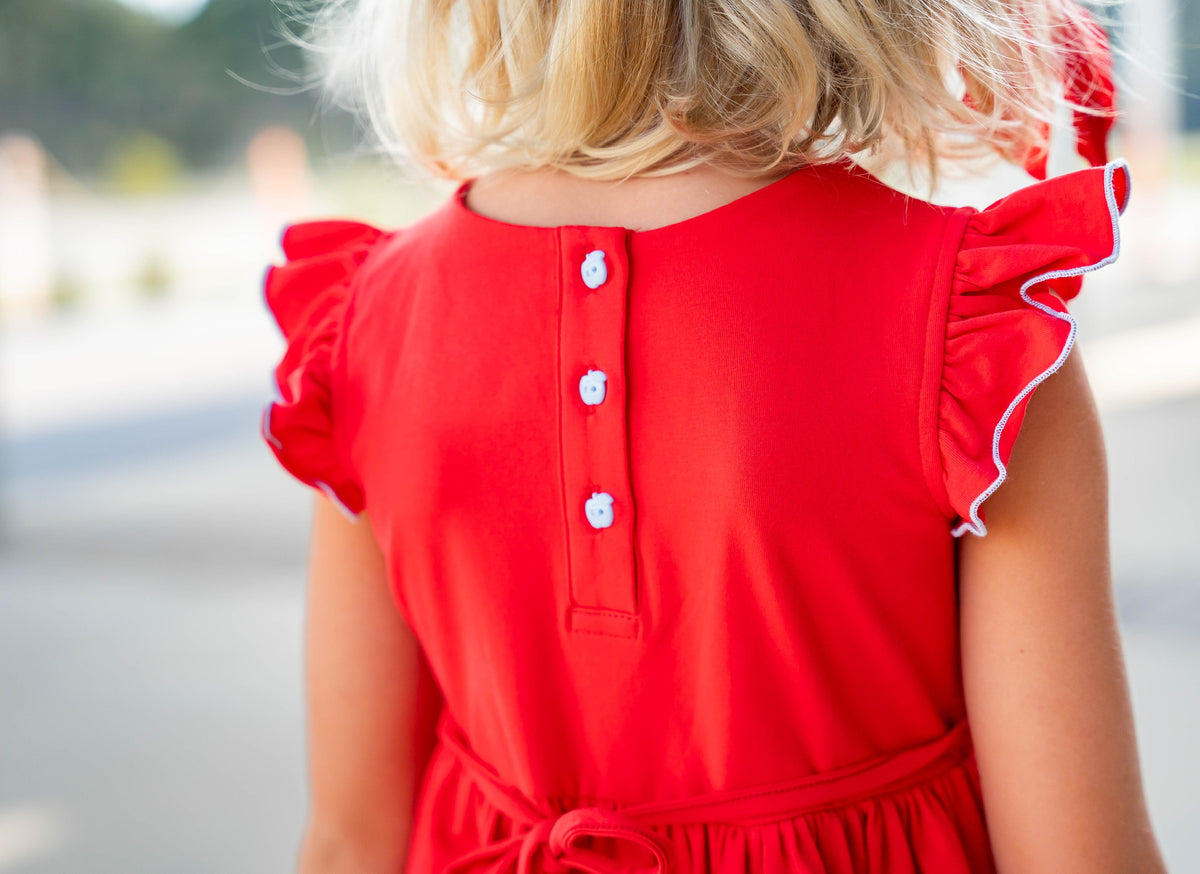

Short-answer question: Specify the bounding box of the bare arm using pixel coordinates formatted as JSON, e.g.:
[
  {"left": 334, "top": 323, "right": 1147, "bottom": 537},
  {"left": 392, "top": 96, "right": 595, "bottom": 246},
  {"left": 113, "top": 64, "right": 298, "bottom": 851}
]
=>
[
  {"left": 959, "top": 349, "right": 1167, "bottom": 874},
  {"left": 297, "top": 496, "right": 444, "bottom": 874}
]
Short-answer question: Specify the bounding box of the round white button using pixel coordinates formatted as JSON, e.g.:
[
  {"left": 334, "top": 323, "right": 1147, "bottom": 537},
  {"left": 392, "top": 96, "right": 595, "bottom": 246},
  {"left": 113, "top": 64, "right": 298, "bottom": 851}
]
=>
[
  {"left": 584, "top": 492, "right": 615, "bottom": 529},
  {"left": 579, "top": 369, "right": 607, "bottom": 405},
  {"left": 581, "top": 250, "right": 607, "bottom": 288}
]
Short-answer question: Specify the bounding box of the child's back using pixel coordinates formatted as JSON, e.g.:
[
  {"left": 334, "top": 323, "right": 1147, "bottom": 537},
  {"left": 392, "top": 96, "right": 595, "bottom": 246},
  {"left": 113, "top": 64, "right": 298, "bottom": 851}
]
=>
[{"left": 262, "top": 1, "right": 1167, "bottom": 872}]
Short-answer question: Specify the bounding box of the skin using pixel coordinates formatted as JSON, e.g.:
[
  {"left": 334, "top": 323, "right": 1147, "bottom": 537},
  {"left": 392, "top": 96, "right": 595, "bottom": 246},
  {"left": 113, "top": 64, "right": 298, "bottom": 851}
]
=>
[
  {"left": 959, "top": 348, "right": 1167, "bottom": 873},
  {"left": 296, "top": 502, "right": 442, "bottom": 874},
  {"left": 295, "top": 167, "right": 1166, "bottom": 873}
]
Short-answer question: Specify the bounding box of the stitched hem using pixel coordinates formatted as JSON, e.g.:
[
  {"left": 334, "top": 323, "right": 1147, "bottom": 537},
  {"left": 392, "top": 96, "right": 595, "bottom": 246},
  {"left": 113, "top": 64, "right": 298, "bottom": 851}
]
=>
[{"left": 952, "top": 157, "right": 1131, "bottom": 537}]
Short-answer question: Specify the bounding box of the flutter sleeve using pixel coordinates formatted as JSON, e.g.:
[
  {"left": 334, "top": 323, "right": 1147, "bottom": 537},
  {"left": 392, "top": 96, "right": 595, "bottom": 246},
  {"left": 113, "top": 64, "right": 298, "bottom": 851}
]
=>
[
  {"left": 259, "top": 219, "right": 385, "bottom": 520},
  {"left": 937, "top": 158, "right": 1131, "bottom": 537},
  {"left": 1020, "top": 0, "right": 1118, "bottom": 180}
]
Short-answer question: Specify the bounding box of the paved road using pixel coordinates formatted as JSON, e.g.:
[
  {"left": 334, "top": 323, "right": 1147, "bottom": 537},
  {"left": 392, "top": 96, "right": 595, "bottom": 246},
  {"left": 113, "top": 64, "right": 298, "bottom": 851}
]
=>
[{"left": 0, "top": 386, "right": 1197, "bottom": 872}]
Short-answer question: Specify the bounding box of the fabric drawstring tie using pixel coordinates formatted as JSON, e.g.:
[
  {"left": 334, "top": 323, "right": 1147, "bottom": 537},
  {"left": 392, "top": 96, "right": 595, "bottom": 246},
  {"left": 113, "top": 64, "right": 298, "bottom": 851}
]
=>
[
  {"left": 435, "top": 710, "right": 975, "bottom": 873},
  {"left": 444, "top": 804, "right": 671, "bottom": 873}
]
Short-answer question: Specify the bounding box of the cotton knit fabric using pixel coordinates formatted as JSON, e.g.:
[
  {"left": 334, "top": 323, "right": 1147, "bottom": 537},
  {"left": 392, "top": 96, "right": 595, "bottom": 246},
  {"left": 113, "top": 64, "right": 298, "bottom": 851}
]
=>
[{"left": 261, "top": 154, "right": 1132, "bottom": 873}]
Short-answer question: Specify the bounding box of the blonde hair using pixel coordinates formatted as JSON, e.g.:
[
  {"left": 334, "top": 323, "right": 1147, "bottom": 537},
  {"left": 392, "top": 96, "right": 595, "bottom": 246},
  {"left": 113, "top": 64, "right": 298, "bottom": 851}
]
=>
[{"left": 282, "top": 0, "right": 1124, "bottom": 190}]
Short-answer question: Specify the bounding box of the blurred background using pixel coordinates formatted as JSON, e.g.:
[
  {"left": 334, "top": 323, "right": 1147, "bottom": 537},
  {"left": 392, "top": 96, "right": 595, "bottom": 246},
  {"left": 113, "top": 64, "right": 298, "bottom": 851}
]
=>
[{"left": 0, "top": 0, "right": 1196, "bottom": 871}]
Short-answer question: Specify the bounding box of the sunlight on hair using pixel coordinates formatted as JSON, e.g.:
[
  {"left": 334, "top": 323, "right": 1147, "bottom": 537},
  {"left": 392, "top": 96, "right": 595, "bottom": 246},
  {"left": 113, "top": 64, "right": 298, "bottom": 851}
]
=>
[{"left": 276, "top": 0, "right": 1127, "bottom": 196}]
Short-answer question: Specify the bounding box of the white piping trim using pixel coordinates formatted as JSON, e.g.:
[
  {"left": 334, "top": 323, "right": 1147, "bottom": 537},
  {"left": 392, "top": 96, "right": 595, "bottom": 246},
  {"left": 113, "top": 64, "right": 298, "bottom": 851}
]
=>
[
  {"left": 315, "top": 480, "right": 362, "bottom": 523},
  {"left": 261, "top": 403, "right": 284, "bottom": 451},
  {"left": 952, "top": 157, "right": 1130, "bottom": 538},
  {"left": 261, "top": 374, "right": 286, "bottom": 450},
  {"left": 262, "top": 375, "right": 362, "bottom": 523}
]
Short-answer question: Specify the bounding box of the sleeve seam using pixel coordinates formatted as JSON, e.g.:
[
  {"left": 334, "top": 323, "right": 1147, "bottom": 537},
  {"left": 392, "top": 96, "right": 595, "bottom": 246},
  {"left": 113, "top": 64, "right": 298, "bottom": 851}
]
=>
[
  {"left": 918, "top": 205, "right": 976, "bottom": 522},
  {"left": 950, "top": 158, "right": 1130, "bottom": 537},
  {"left": 329, "top": 233, "right": 389, "bottom": 516}
]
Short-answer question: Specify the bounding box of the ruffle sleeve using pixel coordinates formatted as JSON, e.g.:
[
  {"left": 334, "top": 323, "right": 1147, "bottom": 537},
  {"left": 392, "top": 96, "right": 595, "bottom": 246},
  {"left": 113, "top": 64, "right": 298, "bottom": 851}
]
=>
[
  {"left": 260, "top": 219, "right": 386, "bottom": 520},
  {"left": 1023, "top": 0, "right": 1117, "bottom": 180},
  {"left": 938, "top": 158, "right": 1131, "bottom": 537}
]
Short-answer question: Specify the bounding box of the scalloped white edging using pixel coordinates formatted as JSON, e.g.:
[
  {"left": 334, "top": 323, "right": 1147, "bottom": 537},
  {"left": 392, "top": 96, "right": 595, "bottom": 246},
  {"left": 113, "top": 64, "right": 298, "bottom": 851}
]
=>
[{"left": 952, "top": 157, "right": 1131, "bottom": 538}]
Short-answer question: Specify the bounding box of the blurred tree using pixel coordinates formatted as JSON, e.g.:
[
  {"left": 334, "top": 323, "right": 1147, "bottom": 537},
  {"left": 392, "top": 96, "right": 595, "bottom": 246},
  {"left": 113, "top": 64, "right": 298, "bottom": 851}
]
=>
[
  {"left": 104, "top": 130, "right": 183, "bottom": 193},
  {"left": 0, "top": 0, "right": 356, "bottom": 179},
  {"left": 0, "top": 0, "right": 1196, "bottom": 178}
]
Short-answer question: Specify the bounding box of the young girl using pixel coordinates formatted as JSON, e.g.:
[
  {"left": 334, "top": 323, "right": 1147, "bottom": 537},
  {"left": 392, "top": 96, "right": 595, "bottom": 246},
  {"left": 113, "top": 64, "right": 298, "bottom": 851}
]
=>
[{"left": 261, "top": 0, "right": 1168, "bottom": 871}]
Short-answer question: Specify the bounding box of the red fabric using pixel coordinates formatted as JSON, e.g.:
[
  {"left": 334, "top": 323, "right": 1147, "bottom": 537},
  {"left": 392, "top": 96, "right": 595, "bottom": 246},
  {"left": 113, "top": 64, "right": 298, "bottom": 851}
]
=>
[
  {"left": 941, "top": 160, "right": 1129, "bottom": 535},
  {"left": 1023, "top": 0, "right": 1117, "bottom": 179},
  {"left": 260, "top": 219, "right": 382, "bottom": 516},
  {"left": 1056, "top": 0, "right": 1117, "bottom": 170},
  {"left": 961, "top": 0, "right": 1117, "bottom": 180},
  {"left": 260, "top": 156, "right": 1131, "bottom": 872}
]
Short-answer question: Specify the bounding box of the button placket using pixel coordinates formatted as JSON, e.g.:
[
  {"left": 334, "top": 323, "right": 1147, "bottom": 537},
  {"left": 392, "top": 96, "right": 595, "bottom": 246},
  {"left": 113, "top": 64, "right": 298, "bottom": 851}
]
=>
[{"left": 558, "top": 231, "right": 640, "bottom": 639}]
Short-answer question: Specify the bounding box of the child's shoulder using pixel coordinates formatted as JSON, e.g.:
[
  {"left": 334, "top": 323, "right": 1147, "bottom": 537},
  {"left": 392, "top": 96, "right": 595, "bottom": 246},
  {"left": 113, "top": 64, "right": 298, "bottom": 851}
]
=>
[
  {"left": 265, "top": 155, "right": 1132, "bottom": 312},
  {"left": 263, "top": 207, "right": 438, "bottom": 311}
]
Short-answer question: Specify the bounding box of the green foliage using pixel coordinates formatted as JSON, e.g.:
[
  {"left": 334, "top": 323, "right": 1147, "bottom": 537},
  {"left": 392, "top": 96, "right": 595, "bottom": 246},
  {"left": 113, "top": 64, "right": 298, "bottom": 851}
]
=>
[
  {"left": 0, "top": 0, "right": 357, "bottom": 177},
  {"left": 0, "top": 0, "right": 1196, "bottom": 175},
  {"left": 136, "top": 250, "right": 173, "bottom": 298},
  {"left": 51, "top": 272, "right": 85, "bottom": 311},
  {"left": 103, "top": 131, "right": 183, "bottom": 193}
]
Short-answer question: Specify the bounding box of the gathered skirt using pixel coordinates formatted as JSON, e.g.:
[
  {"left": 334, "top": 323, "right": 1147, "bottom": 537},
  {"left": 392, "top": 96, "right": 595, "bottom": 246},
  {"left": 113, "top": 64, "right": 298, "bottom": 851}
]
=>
[{"left": 403, "top": 710, "right": 996, "bottom": 874}]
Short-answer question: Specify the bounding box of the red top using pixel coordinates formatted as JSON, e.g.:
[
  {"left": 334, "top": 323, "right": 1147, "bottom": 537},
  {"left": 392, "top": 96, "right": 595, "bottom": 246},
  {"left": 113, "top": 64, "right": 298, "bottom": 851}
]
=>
[{"left": 261, "top": 155, "right": 1131, "bottom": 873}]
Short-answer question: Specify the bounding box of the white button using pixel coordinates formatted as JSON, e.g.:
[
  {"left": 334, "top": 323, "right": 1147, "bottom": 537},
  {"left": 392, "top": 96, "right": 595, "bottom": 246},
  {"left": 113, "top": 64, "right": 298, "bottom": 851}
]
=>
[
  {"left": 584, "top": 492, "right": 614, "bottom": 529},
  {"left": 581, "top": 250, "right": 607, "bottom": 288},
  {"left": 579, "top": 369, "right": 607, "bottom": 405}
]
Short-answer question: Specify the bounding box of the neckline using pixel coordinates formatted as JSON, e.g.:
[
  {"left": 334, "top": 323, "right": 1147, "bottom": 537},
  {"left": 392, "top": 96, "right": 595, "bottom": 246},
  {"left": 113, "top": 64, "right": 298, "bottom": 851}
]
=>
[{"left": 449, "top": 158, "right": 851, "bottom": 238}]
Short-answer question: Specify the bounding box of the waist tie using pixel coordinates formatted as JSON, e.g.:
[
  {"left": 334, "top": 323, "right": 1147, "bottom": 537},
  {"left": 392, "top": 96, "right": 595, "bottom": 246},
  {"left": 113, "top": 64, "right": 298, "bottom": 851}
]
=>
[{"left": 437, "top": 714, "right": 974, "bottom": 874}]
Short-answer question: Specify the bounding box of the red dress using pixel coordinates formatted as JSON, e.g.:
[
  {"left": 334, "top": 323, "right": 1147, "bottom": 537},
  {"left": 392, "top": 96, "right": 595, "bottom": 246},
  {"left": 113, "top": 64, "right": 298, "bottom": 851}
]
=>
[{"left": 261, "top": 154, "right": 1131, "bottom": 872}]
